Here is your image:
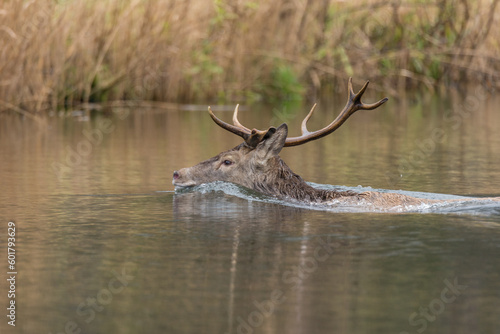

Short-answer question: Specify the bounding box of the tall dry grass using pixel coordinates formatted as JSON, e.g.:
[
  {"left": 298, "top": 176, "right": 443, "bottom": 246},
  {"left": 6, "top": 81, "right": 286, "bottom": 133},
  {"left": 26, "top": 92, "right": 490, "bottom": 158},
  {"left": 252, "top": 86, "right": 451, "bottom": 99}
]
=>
[{"left": 1, "top": 0, "right": 499, "bottom": 114}]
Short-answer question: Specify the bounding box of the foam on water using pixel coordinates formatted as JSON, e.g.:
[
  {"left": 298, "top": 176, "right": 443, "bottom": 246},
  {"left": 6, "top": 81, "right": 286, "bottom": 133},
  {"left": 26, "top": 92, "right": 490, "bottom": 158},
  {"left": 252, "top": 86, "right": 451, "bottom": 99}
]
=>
[{"left": 175, "top": 182, "right": 500, "bottom": 216}]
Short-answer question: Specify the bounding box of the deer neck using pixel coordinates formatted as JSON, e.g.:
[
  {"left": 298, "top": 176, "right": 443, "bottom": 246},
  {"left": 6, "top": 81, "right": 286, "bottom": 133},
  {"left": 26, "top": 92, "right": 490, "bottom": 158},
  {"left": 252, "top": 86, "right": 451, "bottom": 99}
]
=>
[{"left": 253, "top": 158, "right": 357, "bottom": 202}]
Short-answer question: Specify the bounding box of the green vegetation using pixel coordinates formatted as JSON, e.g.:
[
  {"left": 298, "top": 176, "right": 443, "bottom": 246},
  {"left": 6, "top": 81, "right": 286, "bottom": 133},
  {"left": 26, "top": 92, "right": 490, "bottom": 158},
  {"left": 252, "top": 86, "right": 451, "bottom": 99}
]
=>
[{"left": 1, "top": 0, "right": 499, "bottom": 113}]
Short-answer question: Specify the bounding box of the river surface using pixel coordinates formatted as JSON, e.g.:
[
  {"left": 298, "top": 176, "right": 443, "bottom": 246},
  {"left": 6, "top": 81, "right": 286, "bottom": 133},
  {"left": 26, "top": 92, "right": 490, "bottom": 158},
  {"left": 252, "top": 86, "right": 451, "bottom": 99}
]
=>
[{"left": 1, "top": 88, "right": 500, "bottom": 334}]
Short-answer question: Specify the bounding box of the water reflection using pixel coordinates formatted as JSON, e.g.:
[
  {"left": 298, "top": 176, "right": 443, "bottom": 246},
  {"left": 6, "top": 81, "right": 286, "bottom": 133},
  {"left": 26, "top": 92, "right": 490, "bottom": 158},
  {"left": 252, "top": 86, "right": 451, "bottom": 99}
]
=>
[{"left": 171, "top": 190, "right": 356, "bottom": 334}]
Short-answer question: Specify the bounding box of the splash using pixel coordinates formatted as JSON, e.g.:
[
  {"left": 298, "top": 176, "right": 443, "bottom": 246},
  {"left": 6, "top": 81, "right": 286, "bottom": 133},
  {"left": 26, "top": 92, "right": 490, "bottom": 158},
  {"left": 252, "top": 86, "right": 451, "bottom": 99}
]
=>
[{"left": 174, "top": 182, "right": 500, "bottom": 216}]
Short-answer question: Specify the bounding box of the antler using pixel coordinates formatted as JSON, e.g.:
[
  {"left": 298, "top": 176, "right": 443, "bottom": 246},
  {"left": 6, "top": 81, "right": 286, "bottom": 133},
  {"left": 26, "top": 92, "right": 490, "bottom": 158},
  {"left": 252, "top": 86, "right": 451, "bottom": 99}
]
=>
[
  {"left": 208, "top": 104, "right": 276, "bottom": 148},
  {"left": 208, "top": 78, "right": 388, "bottom": 147},
  {"left": 284, "top": 78, "right": 388, "bottom": 146}
]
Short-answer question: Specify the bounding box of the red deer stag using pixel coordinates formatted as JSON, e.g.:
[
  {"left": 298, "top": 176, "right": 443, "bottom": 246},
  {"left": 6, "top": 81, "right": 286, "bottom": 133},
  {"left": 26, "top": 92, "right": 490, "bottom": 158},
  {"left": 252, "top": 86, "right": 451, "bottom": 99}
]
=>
[{"left": 172, "top": 78, "right": 498, "bottom": 212}]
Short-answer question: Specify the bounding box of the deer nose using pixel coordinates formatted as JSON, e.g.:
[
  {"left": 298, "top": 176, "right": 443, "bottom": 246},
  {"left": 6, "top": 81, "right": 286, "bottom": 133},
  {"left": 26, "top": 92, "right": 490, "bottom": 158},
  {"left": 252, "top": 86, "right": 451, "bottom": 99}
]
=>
[{"left": 173, "top": 171, "right": 180, "bottom": 180}]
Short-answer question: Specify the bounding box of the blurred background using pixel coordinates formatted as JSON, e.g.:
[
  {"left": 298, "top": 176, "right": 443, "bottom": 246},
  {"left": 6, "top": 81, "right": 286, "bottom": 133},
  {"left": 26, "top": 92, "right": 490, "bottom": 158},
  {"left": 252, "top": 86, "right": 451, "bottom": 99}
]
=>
[{"left": 1, "top": 0, "right": 499, "bottom": 114}]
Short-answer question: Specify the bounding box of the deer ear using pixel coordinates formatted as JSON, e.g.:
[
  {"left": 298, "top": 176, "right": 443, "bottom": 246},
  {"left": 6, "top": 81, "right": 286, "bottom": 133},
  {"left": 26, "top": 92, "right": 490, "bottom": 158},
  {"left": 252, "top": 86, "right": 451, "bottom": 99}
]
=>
[{"left": 255, "top": 123, "right": 288, "bottom": 159}]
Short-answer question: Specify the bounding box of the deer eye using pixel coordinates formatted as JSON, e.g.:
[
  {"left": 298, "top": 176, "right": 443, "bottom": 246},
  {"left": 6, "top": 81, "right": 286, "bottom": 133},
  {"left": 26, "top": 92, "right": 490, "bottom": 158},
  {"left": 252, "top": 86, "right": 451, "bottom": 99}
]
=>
[{"left": 222, "top": 159, "right": 233, "bottom": 166}]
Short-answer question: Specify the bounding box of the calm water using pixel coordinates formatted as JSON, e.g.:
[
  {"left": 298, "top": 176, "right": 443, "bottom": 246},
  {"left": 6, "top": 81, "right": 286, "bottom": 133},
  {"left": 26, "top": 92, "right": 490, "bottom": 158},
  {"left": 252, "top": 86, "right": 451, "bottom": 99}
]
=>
[{"left": 1, "top": 90, "right": 500, "bottom": 334}]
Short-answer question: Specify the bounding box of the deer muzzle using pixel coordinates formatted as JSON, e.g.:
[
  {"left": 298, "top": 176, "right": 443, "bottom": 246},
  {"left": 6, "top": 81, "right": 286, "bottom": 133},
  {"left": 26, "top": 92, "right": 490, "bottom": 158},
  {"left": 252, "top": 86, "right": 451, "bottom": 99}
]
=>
[{"left": 172, "top": 170, "right": 197, "bottom": 188}]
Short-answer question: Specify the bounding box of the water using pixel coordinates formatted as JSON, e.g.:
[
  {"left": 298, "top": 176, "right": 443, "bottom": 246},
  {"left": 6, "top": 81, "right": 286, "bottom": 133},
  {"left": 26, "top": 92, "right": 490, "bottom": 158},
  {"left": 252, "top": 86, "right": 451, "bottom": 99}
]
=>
[{"left": 1, "top": 91, "right": 500, "bottom": 334}]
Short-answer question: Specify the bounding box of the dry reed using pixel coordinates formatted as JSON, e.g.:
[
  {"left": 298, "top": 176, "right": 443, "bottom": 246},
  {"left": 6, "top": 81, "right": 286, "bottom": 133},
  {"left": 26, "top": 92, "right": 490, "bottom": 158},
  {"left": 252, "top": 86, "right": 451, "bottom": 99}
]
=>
[{"left": 1, "top": 0, "right": 499, "bottom": 114}]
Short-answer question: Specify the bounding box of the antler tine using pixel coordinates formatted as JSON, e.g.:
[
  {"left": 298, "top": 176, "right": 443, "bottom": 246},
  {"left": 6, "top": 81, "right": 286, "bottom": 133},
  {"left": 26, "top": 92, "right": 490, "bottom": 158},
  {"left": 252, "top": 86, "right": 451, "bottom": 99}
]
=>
[
  {"left": 358, "top": 97, "right": 389, "bottom": 110},
  {"left": 300, "top": 103, "right": 317, "bottom": 135},
  {"left": 232, "top": 104, "right": 252, "bottom": 132},
  {"left": 349, "top": 77, "right": 367, "bottom": 96},
  {"left": 284, "top": 78, "right": 388, "bottom": 147}
]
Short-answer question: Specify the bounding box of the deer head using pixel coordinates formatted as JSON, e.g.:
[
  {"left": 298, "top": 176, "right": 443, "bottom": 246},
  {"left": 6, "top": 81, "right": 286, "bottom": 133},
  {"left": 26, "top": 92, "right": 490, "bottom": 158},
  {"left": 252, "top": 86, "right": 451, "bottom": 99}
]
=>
[{"left": 173, "top": 78, "right": 388, "bottom": 201}]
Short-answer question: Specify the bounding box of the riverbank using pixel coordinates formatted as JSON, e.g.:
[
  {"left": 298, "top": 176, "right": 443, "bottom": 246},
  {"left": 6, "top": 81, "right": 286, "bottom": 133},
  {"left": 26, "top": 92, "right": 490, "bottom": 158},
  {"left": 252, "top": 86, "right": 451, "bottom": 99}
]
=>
[{"left": 1, "top": 0, "right": 499, "bottom": 114}]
